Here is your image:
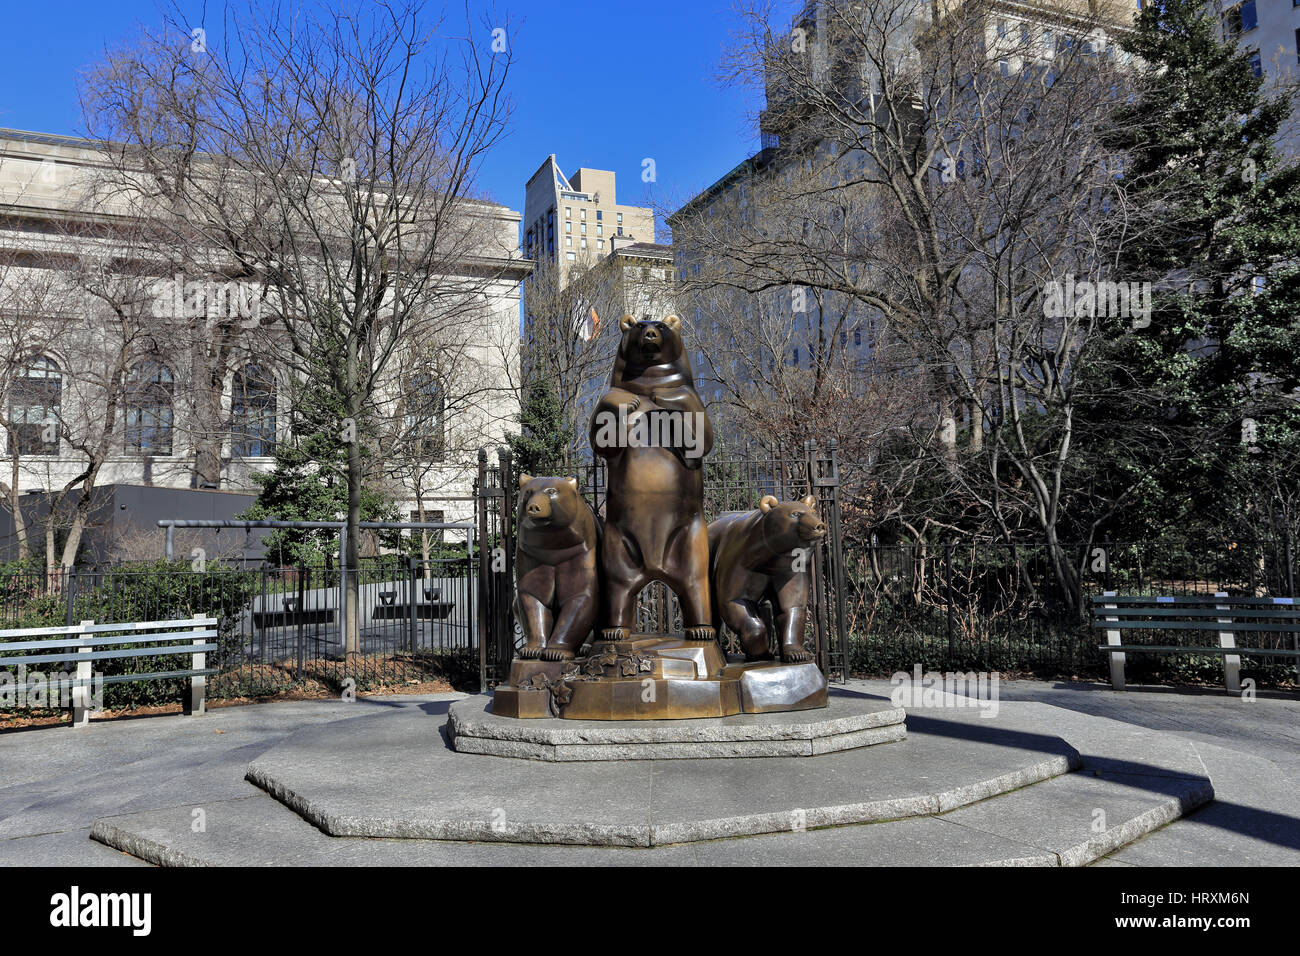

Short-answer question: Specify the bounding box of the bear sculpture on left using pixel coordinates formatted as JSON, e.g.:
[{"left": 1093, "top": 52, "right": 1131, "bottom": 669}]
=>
[{"left": 514, "top": 474, "right": 601, "bottom": 661}]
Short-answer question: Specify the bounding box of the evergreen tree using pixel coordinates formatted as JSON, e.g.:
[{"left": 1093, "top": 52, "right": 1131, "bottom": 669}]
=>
[
  {"left": 241, "top": 348, "right": 397, "bottom": 566},
  {"left": 506, "top": 378, "right": 569, "bottom": 478},
  {"left": 1080, "top": 0, "right": 1300, "bottom": 543}
]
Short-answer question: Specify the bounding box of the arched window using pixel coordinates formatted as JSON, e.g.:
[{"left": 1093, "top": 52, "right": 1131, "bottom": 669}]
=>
[
  {"left": 231, "top": 364, "right": 276, "bottom": 457},
  {"left": 9, "top": 355, "right": 61, "bottom": 455},
  {"left": 404, "top": 372, "right": 445, "bottom": 460},
  {"left": 125, "top": 360, "right": 174, "bottom": 455}
]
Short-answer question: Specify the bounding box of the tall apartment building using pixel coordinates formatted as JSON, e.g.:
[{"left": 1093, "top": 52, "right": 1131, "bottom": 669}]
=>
[
  {"left": 522, "top": 156, "right": 655, "bottom": 276},
  {"left": 1215, "top": 0, "right": 1300, "bottom": 82}
]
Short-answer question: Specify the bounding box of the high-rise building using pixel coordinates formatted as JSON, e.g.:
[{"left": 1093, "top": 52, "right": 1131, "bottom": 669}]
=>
[{"left": 522, "top": 156, "right": 656, "bottom": 278}]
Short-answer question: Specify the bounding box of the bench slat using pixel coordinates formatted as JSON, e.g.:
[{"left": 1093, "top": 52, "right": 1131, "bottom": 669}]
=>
[
  {"left": 1098, "top": 645, "right": 1300, "bottom": 658},
  {"left": 1091, "top": 620, "right": 1300, "bottom": 633},
  {"left": 0, "top": 643, "right": 218, "bottom": 667},
  {"left": 1090, "top": 608, "right": 1300, "bottom": 620},
  {"left": 0, "top": 630, "right": 218, "bottom": 653},
  {"left": 99, "top": 668, "right": 219, "bottom": 685},
  {"left": 0, "top": 618, "right": 216, "bottom": 640},
  {"left": 5, "top": 668, "right": 219, "bottom": 692},
  {"left": 82, "top": 618, "right": 215, "bottom": 632},
  {"left": 1090, "top": 595, "right": 1295, "bottom": 606}
]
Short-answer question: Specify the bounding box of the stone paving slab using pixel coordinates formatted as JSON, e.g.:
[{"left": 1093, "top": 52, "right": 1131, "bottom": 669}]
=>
[
  {"left": 90, "top": 793, "right": 1064, "bottom": 866},
  {"left": 1104, "top": 741, "right": 1300, "bottom": 866},
  {"left": 1, "top": 827, "right": 151, "bottom": 866},
  {"left": 243, "top": 698, "right": 1080, "bottom": 847},
  {"left": 90, "top": 796, "right": 701, "bottom": 866},
  {"left": 941, "top": 768, "right": 1213, "bottom": 866}
]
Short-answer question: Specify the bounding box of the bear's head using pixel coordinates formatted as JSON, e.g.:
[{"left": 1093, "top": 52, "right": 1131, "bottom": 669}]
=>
[
  {"left": 616, "top": 314, "right": 687, "bottom": 373},
  {"left": 758, "top": 495, "right": 827, "bottom": 552},
  {"left": 517, "top": 474, "right": 584, "bottom": 530}
]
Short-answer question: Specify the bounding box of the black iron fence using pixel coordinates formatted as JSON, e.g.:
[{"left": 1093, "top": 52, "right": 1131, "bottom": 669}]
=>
[
  {"left": 4, "top": 448, "right": 1296, "bottom": 718},
  {"left": 474, "top": 442, "right": 850, "bottom": 684},
  {"left": 0, "top": 549, "right": 480, "bottom": 711},
  {"left": 844, "top": 535, "right": 1299, "bottom": 686}
]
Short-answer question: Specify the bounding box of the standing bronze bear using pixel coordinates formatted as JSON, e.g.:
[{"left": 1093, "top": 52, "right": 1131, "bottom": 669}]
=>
[
  {"left": 589, "top": 314, "right": 715, "bottom": 642},
  {"left": 708, "top": 495, "right": 827, "bottom": 663},
  {"left": 514, "top": 474, "right": 600, "bottom": 661}
]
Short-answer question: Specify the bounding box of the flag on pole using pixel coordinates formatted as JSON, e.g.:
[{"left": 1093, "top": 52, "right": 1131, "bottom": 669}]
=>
[{"left": 574, "top": 305, "right": 601, "bottom": 342}]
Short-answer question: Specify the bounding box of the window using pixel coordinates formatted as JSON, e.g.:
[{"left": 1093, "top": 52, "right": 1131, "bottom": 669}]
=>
[
  {"left": 580, "top": 209, "right": 586, "bottom": 220},
  {"left": 596, "top": 210, "right": 602, "bottom": 221},
  {"left": 1296, "top": 28, "right": 1300, "bottom": 63},
  {"left": 1020, "top": 22, "right": 1030, "bottom": 44},
  {"left": 566, "top": 251, "right": 576, "bottom": 261},
  {"left": 1226, "top": 0, "right": 1257, "bottom": 38},
  {"left": 1250, "top": 50, "right": 1262, "bottom": 76},
  {"left": 854, "top": 330, "right": 862, "bottom": 347},
  {"left": 616, "top": 212, "right": 623, "bottom": 224},
  {"left": 597, "top": 224, "right": 603, "bottom": 236},
  {"left": 617, "top": 226, "right": 624, "bottom": 236},
  {"left": 230, "top": 364, "right": 276, "bottom": 457},
  {"left": 580, "top": 223, "right": 587, "bottom": 235},
  {"left": 840, "top": 331, "right": 847, "bottom": 347},
  {"left": 581, "top": 237, "right": 587, "bottom": 250},
  {"left": 565, "top": 235, "right": 572, "bottom": 247},
  {"left": 125, "top": 360, "right": 174, "bottom": 455},
  {"left": 404, "top": 373, "right": 444, "bottom": 460},
  {"left": 565, "top": 207, "right": 571, "bottom": 219},
  {"left": 9, "top": 355, "right": 60, "bottom": 455},
  {"left": 997, "top": 18, "right": 1007, "bottom": 38},
  {"left": 792, "top": 347, "right": 799, "bottom": 365}
]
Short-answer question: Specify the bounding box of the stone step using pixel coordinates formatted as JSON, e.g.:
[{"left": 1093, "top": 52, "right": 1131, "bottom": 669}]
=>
[
  {"left": 236, "top": 693, "right": 1081, "bottom": 846},
  {"left": 89, "top": 761, "right": 1211, "bottom": 866}
]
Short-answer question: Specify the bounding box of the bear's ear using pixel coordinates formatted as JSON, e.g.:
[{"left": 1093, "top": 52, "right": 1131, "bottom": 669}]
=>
[
  {"left": 759, "top": 495, "right": 779, "bottom": 513},
  {"left": 619, "top": 314, "right": 638, "bottom": 332},
  {"left": 802, "top": 495, "right": 817, "bottom": 509},
  {"left": 564, "top": 477, "right": 578, "bottom": 491},
  {"left": 662, "top": 314, "right": 682, "bottom": 332},
  {"left": 518, "top": 473, "right": 533, "bottom": 489}
]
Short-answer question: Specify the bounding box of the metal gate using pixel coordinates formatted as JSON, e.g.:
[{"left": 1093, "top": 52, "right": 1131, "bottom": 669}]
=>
[{"left": 474, "top": 441, "right": 849, "bottom": 686}]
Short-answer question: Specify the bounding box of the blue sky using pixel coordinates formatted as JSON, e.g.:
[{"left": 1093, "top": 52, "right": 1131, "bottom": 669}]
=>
[{"left": 0, "top": 0, "right": 767, "bottom": 235}]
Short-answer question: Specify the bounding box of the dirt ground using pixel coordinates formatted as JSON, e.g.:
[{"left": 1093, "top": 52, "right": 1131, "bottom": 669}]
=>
[{"left": 0, "top": 676, "right": 455, "bottom": 730}]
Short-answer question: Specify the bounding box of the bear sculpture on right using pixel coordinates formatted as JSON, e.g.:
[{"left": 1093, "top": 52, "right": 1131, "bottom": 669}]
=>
[{"left": 708, "top": 495, "right": 827, "bottom": 664}]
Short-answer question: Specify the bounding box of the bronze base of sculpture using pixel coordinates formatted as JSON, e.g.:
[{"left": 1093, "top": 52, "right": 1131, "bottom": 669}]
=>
[{"left": 491, "top": 633, "right": 828, "bottom": 720}]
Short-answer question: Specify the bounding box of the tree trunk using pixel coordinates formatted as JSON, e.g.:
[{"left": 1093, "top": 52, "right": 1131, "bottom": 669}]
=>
[
  {"left": 6, "top": 451, "right": 28, "bottom": 561},
  {"left": 345, "top": 332, "right": 361, "bottom": 657}
]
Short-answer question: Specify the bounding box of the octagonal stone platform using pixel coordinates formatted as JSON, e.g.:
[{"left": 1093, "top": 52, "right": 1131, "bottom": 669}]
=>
[
  {"left": 239, "top": 688, "right": 1091, "bottom": 847},
  {"left": 450, "top": 692, "right": 905, "bottom": 760}
]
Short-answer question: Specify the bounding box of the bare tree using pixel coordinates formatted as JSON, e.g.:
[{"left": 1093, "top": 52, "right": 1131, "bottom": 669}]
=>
[
  {"left": 80, "top": 1, "right": 516, "bottom": 653},
  {"left": 671, "top": 0, "right": 1153, "bottom": 609}
]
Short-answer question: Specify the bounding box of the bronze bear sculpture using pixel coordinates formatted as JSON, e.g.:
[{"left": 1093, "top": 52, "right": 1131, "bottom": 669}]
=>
[
  {"left": 589, "top": 314, "right": 715, "bottom": 642},
  {"left": 708, "top": 495, "right": 827, "bottom": 663},
  {"left": 514, "top": 474, "right": 600, "bottom": 661}
]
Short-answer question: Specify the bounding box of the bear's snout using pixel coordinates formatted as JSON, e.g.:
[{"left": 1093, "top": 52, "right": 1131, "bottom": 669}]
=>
[
  {"left": 801, "top": 517, "right": 827, "bottom": 540},
  {"left": 526, "top": 494, "right": 552, "bottom": 520}
]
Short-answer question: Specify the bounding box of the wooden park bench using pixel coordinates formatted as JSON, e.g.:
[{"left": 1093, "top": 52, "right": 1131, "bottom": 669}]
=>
[
  {"left": 0, "top": 615, "right": 218, "bottom": 727},
  {"left": 1091, "top": 592, "right": 1300, "bottom": 691}
]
